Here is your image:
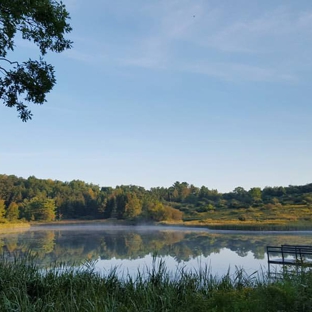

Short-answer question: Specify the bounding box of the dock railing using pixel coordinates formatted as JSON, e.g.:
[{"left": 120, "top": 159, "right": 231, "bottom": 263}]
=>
[
  {"left": 267, "top": 244, "right": 312, "bottom": 277},
  {"left": 267, "top": 244, "right": 312, "bottom": 266}
]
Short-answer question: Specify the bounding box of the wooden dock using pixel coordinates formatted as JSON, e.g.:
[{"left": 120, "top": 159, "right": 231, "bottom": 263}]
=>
[{"left": 267, "top": 245, "right": 312, "bottom": 267}]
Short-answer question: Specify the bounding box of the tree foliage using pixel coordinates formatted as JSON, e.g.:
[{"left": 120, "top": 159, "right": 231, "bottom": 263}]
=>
[
  {"left": 0, "top": 199, "right": 6, "bottom": 222},
  {"left": 0, "top": 0, "right": 72, "bottom": 121},
  {"left": 23, "top": 196, "right": 56, "bottom": 221},
  {"left": 6, "top": 201, "right": 19, "bottom": 221},
  {"left": 0, "top": 174, "right": 312, "bottom": 223}
]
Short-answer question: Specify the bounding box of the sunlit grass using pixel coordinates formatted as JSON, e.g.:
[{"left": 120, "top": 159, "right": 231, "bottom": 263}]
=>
[
  {"left": 0, "top": 223, "right": 30, "bottom": 233},
  {"left": 179, "top": 204, "right": 312, "bottom": 230}
]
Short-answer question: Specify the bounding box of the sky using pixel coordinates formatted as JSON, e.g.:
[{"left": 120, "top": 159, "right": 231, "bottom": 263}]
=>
[{"left": 0, "top": 0, "right": 312, "bottom": 192}]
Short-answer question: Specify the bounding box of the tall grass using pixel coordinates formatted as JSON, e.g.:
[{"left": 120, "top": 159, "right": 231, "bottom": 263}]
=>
[{"left": 0, "top": 255, "right": 312, "bottom": 311}]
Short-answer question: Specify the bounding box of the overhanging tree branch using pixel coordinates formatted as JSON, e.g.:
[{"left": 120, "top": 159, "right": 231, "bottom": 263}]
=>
[{"left": 0, "top": 0, "right": 72, "bottom": 121}]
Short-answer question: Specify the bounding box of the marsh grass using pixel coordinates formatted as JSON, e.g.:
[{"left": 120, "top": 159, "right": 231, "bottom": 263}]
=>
[
  {"left": 176, "top": 203, "right": 312, "bottom": 230},
  {"left": 1, "top": 255, "right": 312, "bottom": 311}
]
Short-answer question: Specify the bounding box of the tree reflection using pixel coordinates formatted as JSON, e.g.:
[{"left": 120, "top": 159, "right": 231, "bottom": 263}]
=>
[{"left": 1, "top": 227, "right": 312, "bottom": 266}]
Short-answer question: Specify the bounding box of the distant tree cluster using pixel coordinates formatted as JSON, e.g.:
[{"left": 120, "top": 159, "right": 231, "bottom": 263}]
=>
[
  {"left": 0, "top": 174, "right": 311, "bottom": 223},
  {"left": 0, "top": 175, "right": 183, "bottom": 222},
  {"left": 150, "top": 181, "right": 312, "bottom": 216}
]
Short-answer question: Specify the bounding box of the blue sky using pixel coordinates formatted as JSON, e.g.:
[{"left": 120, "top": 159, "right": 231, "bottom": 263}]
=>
[{"left": 1, "top": 0, "right": 312, "bottom": 192}]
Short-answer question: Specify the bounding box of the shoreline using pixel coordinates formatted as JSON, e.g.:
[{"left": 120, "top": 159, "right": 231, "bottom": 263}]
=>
[
  {"left": 0, "top": 223, "right": 31, "bottom": 233},
  {"left": 25, "top": 219, "right": 312, "bottom": 233}
]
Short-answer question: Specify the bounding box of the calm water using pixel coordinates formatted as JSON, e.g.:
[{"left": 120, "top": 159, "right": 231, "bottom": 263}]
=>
[{"left": 1, "top": 224, "right": 312, "bottom": 278}]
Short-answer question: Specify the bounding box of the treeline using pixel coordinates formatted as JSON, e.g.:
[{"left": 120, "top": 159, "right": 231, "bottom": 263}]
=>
[
  {"left": 0, "top": 175, "right": 183, "bottom": 223},
  {"left": 0, "top": 174, "right": 312, "bottom": 223},
  {"left": 161, "top": 182, "right": 312, "bottom": 218}
]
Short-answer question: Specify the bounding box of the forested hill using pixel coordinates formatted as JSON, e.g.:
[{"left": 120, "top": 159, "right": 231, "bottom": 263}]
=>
[{"left": 0, "top": 174, "right": 312, "bottom": 223}]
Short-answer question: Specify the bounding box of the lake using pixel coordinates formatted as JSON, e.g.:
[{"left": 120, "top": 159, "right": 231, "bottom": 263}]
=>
[{"left": 1, "top": 224, "right": 312, "bottom": 278}]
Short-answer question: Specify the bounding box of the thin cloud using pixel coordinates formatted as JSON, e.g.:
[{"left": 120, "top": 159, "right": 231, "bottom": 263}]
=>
[
  {"left": 182, "top": 62, "right": 297, "bottom": 83},
  {"left": 58, "top": 1, "right": 312, "bottom": 84},
  {"left": 63, "top": 49, "right": 94, "bottom": 63},
  {"left": 119, "top": 57, "right": 166, "bottom": 70},
  {"left": 118, "top": 36, "right": 169, "bottom": 69},
  {"left": 117, "top": 0, "right": 204, "bottom": 70},
  {"left": 202, "top": 7, "right": 312, "bottom": 53},
  {"left": 0, "top": 152, "right": 48, "bottom": 158},
  {"left": 118, "top": 3, "right": 310, "bottom": 83}
]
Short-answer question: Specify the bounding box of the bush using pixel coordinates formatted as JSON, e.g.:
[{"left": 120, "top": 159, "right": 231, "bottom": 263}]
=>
[{"left": 238, "top": 215, "right": 246, "bottom": 221}]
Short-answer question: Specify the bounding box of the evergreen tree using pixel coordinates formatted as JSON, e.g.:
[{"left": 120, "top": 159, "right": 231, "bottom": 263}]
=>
[
  {"left": 0, "top": 199, "right": 6, "bottom": 222},
  {"left": 6, "top": 202, "right": 19, "bottom": 221}
]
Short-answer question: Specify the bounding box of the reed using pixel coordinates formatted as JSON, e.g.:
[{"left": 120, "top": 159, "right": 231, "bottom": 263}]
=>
[{"left": 0, "top": 255, "right": 312, "bottom": 311}]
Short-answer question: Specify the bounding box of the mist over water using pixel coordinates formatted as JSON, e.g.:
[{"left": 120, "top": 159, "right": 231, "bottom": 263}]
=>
[{"left": 1, "top": 224, "right": 312, "bottom": 277}]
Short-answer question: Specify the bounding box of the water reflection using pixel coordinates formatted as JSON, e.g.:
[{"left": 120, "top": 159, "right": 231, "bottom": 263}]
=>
[{"left": 1, "top": 225, "right": 312, "bottom": 276}]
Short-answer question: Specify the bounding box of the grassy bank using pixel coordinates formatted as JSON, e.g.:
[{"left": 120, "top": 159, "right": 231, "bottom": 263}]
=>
[
  {"left": 1, "top": 256, "right": 312, "bottom": 311},
  {"left": 0, "top": 222, "right": 30, "bottom": 232},
  {"left": 31, "top": 202, "right": 312, "bottom": 231},
  {"left": 178, "top": 204, "right": 312, "bottom": 230},
  {"left": 29, "top": 219, "right": 312, "bottom": 231},
  {"left": 30, "top": 218, "right": 138, "bottom": 226}
]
